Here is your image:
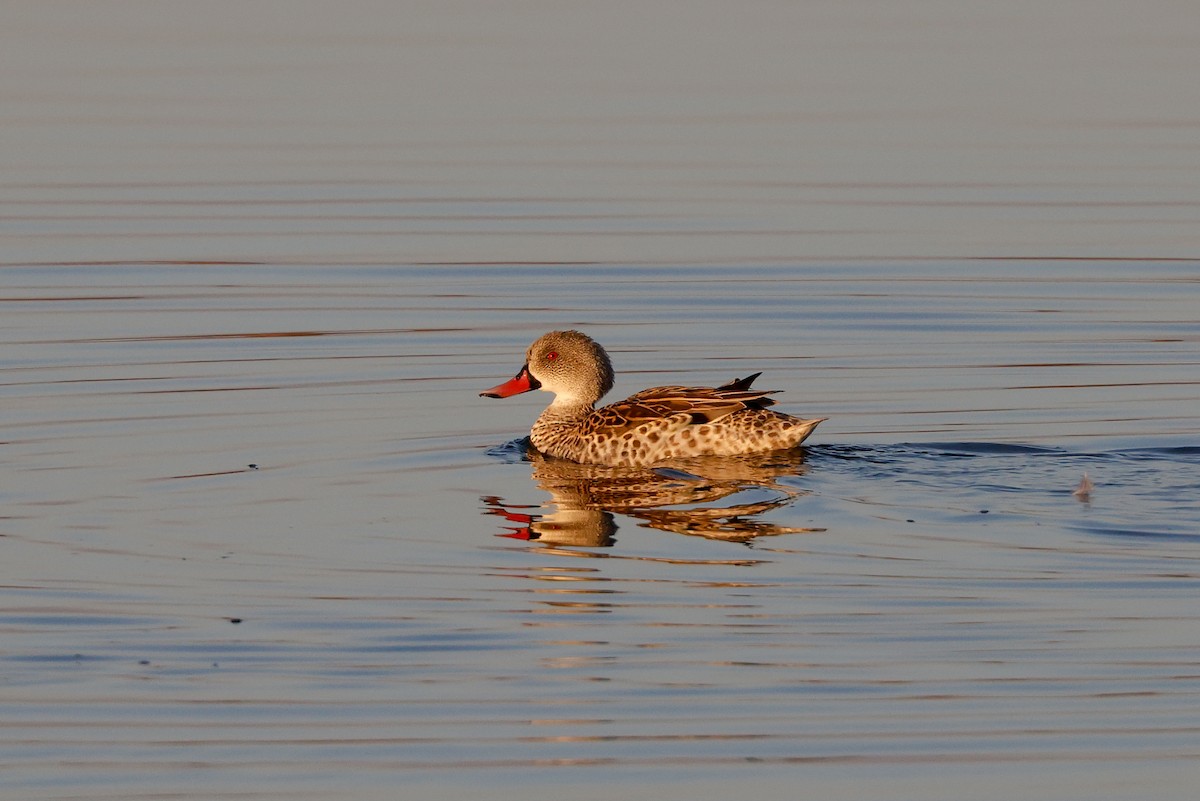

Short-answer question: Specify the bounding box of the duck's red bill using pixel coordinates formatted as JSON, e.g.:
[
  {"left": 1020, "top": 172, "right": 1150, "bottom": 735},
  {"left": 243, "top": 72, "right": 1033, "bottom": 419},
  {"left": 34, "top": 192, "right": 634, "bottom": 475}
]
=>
[{"left": 480, "top": 366, "right": 539, "bottom": 398}]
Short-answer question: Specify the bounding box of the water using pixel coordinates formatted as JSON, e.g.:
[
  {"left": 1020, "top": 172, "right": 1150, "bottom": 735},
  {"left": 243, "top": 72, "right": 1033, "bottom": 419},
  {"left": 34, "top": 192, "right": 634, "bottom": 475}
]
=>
[{"left": 3, "top": 2, "right": 1200, "bottom": 800}]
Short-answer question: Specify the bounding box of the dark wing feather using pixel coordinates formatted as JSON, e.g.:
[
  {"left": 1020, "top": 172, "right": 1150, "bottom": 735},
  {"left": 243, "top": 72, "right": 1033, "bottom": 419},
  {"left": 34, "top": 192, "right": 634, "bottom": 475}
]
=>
[
  {"left": 717, "top": 372, "right": 762, "bottom": 392},
  {"left": 589, "top": 379, "right": 780, "bottom": 436}
]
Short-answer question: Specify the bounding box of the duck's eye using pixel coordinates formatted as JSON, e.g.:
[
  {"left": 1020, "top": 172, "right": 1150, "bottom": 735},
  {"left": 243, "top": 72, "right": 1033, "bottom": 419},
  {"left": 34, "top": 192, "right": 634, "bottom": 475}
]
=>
[{"left": 546, "top": 351, "right": 558, "bottom": 361}]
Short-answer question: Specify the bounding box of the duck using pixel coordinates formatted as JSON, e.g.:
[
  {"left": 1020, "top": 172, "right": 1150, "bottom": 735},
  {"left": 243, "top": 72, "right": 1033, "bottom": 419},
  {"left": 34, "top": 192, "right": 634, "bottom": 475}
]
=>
[{"left": 480, "top": 330, "right": 825, "bottom": 467}]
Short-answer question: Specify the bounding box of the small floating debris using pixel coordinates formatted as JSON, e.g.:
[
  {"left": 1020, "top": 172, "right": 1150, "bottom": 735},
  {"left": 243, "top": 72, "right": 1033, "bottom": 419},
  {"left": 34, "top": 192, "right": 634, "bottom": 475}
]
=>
[
  {"left": 1072, "top": 472, "right": 1093, "bottom": 501},
  {"left": 154, "top": 464, "right": 259, "bottom": 480}
]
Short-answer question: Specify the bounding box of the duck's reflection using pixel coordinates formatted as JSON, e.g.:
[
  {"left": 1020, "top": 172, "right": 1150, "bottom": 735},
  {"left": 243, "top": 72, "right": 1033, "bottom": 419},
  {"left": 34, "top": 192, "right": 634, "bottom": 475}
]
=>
[{"left": 483, "top": 442, "right": 823, "bottom": 547}]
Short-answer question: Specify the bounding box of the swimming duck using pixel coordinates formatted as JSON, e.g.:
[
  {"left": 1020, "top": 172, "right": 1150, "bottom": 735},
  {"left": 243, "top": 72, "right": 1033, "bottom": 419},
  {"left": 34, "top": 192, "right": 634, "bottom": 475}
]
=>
[{"left": 481, "top": 330, "right": 824, "bottom": 467}]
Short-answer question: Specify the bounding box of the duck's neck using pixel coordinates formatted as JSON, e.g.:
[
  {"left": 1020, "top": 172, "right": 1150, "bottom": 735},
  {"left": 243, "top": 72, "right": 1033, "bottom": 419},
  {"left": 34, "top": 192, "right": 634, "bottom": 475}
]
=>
[
  {"left": 537, "top": 399, "right": 594, "bottom": 425},
  {"left": 530, "top": 400, "right": 595, "bottom": 458}
]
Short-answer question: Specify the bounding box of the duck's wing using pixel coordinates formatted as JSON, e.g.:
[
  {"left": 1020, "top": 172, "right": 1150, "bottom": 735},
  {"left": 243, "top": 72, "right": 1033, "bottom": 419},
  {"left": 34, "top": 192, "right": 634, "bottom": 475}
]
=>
[{"left": 589, "top": 380, "right": 780, "bottom": 436}]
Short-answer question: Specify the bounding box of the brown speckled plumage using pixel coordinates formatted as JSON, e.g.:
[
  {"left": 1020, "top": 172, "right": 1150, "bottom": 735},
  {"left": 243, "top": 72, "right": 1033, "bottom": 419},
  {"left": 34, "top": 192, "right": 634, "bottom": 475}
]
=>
[{"left": 481, "top": 330, "right": 825, "bottom": 467}]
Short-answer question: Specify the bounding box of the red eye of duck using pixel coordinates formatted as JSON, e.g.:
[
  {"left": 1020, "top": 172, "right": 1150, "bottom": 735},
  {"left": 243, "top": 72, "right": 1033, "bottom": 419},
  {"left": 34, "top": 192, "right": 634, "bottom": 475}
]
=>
[{"left": 546, "top": 351, "right": 558, "bottom": 361}]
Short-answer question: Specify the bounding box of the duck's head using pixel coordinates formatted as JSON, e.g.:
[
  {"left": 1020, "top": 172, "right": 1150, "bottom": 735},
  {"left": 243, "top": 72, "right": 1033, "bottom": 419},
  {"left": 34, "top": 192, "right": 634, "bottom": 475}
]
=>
[{"left": 480, "top": 330, "right": 615, "bottom": 407}]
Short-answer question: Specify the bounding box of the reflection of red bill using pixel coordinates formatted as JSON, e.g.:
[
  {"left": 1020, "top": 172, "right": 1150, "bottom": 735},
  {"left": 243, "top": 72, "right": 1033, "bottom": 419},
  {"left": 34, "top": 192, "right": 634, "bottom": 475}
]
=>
[
  {"left": 496, "top": 529, "right": 536, "bottom": 540},
  {"left": 480, "top": 365, "right": 540, "bottom": 398},
  {"left": 481, "top": 496, "right": 539, "bottom": 539}
]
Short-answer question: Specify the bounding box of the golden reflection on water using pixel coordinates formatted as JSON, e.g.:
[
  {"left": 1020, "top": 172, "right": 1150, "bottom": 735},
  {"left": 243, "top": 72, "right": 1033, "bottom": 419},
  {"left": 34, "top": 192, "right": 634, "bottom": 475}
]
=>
[{"left": 483, "top": 443, "right": 825, "bottom": 547}]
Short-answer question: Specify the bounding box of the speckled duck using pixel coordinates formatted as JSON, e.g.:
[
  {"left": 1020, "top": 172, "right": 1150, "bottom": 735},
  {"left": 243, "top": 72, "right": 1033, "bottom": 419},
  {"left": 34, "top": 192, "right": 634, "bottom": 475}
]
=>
[{"left": 481, "top": 330, "right": 824, "bottom": 467}]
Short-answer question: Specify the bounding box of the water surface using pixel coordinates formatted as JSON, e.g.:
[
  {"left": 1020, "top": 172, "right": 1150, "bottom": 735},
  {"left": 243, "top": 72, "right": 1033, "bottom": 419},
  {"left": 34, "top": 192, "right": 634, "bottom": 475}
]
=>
[{"left": 2, "top": 2, "right": 1199, "bottom": 800}]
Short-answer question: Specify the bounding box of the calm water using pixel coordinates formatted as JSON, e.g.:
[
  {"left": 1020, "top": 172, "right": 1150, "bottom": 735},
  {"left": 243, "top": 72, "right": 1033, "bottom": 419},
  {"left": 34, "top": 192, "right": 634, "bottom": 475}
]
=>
[{"left": 3, "top": 2, "right": 1200, "bottom": 800}]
